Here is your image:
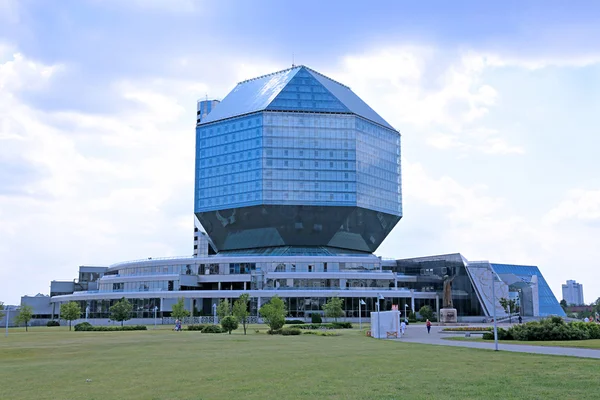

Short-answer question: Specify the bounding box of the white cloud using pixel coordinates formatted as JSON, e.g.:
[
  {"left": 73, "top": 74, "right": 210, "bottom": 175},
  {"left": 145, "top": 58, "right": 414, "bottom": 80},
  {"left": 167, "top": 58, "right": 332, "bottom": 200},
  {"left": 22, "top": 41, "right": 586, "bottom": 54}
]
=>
[{"left": 543, "top": 189, "right": 600, "bottom": 226}]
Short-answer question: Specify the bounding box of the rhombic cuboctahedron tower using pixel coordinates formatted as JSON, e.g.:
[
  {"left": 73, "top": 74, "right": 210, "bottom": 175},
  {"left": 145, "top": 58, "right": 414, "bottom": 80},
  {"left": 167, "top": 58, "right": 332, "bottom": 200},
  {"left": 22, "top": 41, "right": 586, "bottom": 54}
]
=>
[{"left": 195, "top": 66, "right": 401, "bottom": 254}]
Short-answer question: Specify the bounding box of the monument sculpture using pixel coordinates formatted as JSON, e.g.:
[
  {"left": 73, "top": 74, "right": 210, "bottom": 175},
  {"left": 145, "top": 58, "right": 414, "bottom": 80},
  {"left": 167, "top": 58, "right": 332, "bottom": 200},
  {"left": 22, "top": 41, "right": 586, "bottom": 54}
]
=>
[{"left": 440, "top": 274, "right": 458, "bottom": 323}]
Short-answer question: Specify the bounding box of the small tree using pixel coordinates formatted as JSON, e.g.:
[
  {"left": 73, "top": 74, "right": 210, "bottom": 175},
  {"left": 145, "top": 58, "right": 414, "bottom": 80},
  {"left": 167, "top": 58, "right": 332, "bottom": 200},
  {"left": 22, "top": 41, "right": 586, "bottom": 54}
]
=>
[
  {"left": 499, "top": 297, "right": 518, "bottom": 323},
  {"left": 418, "top": 305, "right": 434, "bottom": 321},
  {"left": 110, "top": 297, "right": 133, "bottom": 327},
  {"left": 171, "top": 298, "right": 191, "bottom": 322},
  {"left": 0, "top": 301, "right": 4, "bottom": 319},
  {"left": 221, "top": 315, "right": 239, "bottom": 334},
  {"left": 15, "top": 305, "right": 33, "bottom": 332},
  {"left": 322, "top": 297, "right": 344, "bottom": 322},
  {"left": 60, "top": 301, "right": 81, "bottom": 331},
  {"left": 216, "top": 299, "right": 231, "bottom": 320},
  {"left": 259, "top": 296, "right": 286, "bottom": 332},
  {"left": 232, "top": 294, "right": 250, "bottom": 335}
]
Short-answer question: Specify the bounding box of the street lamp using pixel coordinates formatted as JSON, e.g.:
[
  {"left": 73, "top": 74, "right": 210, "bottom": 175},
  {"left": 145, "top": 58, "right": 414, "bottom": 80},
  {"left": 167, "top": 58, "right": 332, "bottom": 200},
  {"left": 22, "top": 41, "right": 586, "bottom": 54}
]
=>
[
  {"left": 154, "top": 306, "right": 158, "bottom": 330},
  {"left": 212, "top": 303, "right": 217, "bottom": 325},
  {"left": 404, "top": 304, "right": 409, "bottom": 322},
  {"left": 359, "top": 299, "right": 366, "bottom": 330},
  {"left": 377, "top": 294, "right": 384, "bottom": 339},
  {"left": 490, "top": 267, "right": 499, "bottom": 351}
]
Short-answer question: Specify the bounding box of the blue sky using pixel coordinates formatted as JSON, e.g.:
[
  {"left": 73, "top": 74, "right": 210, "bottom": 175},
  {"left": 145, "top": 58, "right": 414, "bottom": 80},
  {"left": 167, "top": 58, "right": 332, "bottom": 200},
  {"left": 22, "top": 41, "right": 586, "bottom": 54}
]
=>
[{"left": 1, "top": 0, "right": 600, "bottom": 305}]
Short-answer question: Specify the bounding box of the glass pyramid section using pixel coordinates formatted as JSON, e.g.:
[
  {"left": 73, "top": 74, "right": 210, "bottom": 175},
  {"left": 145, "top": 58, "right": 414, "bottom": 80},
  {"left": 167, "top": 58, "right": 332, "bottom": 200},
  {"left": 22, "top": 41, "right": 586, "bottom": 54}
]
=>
[
  {"left": 200, "top": 66, "right": 395, "bottom": 130},
  {"left": 266, "top": 67, "right": 350, "bottom": 113}
]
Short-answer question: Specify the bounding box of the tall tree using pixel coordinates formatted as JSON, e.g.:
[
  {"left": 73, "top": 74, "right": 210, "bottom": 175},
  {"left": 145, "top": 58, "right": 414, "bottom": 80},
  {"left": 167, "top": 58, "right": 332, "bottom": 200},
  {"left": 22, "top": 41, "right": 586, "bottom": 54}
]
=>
[
  {"left": 216, "top": 299, "right": 231, "bottom": 320},
  {"left": 110, "top": 298, "right": 133, "bottom": 327},
  {"left": 15, "top": 305, "right": 33, "bottom": 332},
  {"left": 60, "top": 301, "right": 81, "bottom": 331},
  {"left": 322, "top": 297, "right": 344, "bottom": 322},
  {"left": 233, "top": 294, "right": 251, "bottom": 335},
  {"left": 171, "top": 298, "right": 191, "bottom": 321},
  {"left": 259, "top": 296, "right": 286, "bottom": 332}
]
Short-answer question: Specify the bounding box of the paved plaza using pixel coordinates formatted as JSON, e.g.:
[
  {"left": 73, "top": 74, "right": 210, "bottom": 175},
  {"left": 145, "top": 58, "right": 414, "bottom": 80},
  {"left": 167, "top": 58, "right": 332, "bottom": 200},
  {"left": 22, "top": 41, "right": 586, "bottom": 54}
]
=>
[{"left": 394, "top": 325, "right": 600, "bottom": 359}]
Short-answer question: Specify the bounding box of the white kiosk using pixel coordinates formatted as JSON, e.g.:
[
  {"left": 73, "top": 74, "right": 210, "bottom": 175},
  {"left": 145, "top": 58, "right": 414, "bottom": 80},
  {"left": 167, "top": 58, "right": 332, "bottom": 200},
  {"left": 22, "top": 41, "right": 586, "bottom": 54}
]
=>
[{"left": 370, "top": 310, "right": 401, "bottom": 339}]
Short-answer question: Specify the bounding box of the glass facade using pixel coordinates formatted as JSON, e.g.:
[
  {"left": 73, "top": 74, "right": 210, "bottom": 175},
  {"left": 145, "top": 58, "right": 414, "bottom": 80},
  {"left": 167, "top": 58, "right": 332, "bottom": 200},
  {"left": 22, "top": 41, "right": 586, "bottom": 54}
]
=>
[{"left": 491, "top": 263, "right": 566, "bottom": 317}]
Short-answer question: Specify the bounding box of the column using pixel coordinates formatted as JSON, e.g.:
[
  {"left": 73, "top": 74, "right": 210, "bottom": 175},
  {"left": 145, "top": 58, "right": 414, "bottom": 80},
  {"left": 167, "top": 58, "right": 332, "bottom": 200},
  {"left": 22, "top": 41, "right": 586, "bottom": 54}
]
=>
[
  {"left": 435, "top": 294, "right": 440, "bottom": 322},
  {"left": 218, "top": 282, "right": 221, "bottom": 290},
  {"left": 410, "top": 290, "right": 415, "bottom": 314}
]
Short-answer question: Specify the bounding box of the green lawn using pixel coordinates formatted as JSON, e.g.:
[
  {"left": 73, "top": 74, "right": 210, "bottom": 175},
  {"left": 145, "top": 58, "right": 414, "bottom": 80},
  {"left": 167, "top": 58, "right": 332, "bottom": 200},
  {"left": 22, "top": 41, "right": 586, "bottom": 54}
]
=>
[
  {"left": 1, "top": 326, "right": 599, "bottom": 400},
  {"left": 445, "top": 336, "right": 600, "bottom": 349}
]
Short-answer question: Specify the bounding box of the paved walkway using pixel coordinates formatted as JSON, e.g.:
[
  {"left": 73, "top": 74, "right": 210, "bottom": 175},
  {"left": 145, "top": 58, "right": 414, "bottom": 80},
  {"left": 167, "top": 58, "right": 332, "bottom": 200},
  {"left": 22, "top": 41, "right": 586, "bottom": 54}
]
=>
[{"left": 393, "top": 326, "right": 600, "bottom": 359}]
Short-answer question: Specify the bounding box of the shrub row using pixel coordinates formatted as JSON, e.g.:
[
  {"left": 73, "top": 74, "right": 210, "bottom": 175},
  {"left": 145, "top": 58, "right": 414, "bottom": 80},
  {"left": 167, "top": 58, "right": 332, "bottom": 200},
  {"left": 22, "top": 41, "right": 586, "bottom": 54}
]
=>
[
  {"left": 74, "top": 322, "right": 147, "bottom": 332},
  {"left": 46, "top": 320, "right": 60, "bottom": 327},
  {"left": 443, "top": 327, "right": 492, "bottom": 332},
  {"left": 281, "top": 327, "right": 302, "bottom": 335},
  {"left": 482, "top": 317, "right": 600, "bottom": 341},
  {"left": 187, "top": 324, "right": 224, "bottom": 333},
  {"left": 296, "top": 322, "right": 353, "bottom": 330},
  {"left": 285, "top": 320, "right": 305, "bottom": 325},
  {"left": 303, "top": 330, "right": 341, "bottom": 337}
]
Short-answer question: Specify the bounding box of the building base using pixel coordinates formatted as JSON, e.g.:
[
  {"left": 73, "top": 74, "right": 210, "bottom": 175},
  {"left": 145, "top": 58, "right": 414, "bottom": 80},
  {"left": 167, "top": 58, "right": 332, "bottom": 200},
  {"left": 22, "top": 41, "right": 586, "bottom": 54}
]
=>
[{"left": 440, "top": 308, "right": 458, "bottom": 324}]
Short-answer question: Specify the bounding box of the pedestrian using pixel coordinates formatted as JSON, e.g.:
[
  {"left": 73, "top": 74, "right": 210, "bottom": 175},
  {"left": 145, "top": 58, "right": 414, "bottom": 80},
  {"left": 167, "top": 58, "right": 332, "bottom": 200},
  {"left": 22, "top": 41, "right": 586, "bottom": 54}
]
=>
[
  {"left": 426, "top": 319, "right": 431, "bottom": 334},
  {"left": 518, "top": 315, "right": 522, "bottom": 324},
  {"left": 400, "top": 319, "right": 406, "bottom": 337},
  {"left": 175, "top": 319, "right": 180, "bottom": 331}
]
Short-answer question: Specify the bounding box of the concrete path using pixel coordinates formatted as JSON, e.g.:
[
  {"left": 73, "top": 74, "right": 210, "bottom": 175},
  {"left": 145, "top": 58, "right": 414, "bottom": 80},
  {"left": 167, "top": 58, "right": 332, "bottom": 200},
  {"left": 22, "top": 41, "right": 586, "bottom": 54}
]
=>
[{"left": 393, "top": 325, "right": 600, "bottom": 359}]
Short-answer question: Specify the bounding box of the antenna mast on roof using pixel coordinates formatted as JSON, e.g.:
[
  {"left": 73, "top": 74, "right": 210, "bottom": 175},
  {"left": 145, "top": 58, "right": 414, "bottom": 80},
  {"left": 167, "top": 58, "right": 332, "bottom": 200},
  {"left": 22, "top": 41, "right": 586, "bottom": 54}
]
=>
[{"left": 292, "top": 52, "right": 295, "bottom": 68}]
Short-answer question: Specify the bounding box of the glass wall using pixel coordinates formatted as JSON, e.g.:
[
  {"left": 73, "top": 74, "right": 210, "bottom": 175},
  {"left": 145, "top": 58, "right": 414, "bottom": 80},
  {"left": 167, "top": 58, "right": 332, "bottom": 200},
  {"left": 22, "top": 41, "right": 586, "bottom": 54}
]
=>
[{"left": 195, "top": 113, "right": 264, "bottom": 212}]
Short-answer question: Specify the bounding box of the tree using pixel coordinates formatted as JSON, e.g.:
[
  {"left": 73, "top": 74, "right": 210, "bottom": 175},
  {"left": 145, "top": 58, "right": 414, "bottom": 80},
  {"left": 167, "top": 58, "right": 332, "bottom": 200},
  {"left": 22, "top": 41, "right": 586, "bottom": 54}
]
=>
[
  {"left": 232, "top": 294, "right": 250, "bottom": 335},
  {"left": 60, "top": 301, "right": 81, "bottom": 331},
  {"left": 221, "top": 315, "right": 239, "bottom": 334},
  {"left": 0, "top": 301, "right": 4, "bottom": 319},
  {"left": 216, "top": 299, "right": 231, "bottom": 320},
  {"left": 15, "top": 305, "right": 33, "bottom": 332},
  {"left": 560, "top": 299, "right": 568, "bottom": 312},
  {"left": 593, "top": 298, "right": 600, "bottom": 316},
  {"left": 322, "top": 297, "right": 344, "bottom": 322},
  {"left": 171, "top": 298, "right": 191, "bottom": 322},
  {"left": 259, "top": 296, "right": 286, "bottom": 332},
  {"left": 418, "top": 305, "right": 434, "bottom": 321},
  {"left": 110, "top": 297, "right": 133, "bottom": 326},
  {"left": 499, "top": 297, "right": 518, "bottom": 323}
]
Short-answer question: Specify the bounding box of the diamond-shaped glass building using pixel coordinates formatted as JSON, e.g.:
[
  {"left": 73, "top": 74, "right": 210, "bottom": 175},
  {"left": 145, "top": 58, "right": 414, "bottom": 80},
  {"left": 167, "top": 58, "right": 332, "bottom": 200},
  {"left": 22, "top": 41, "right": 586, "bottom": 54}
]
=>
[{"left": 195, "top": 66, "right": 402, "bottom": 253}]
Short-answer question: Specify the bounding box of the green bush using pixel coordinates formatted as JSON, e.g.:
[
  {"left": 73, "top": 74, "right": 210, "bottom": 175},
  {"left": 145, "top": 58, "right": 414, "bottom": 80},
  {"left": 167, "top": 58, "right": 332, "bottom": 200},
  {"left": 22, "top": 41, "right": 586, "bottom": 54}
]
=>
[
  {"left": 285, "top": 319, "right": 305, "bottom": 325},
  {"left": 221, "top": 316, "right": 239, "bottom": 334},
  {"left": 267, "top": 329, "right": 283, "bottom": 335},
  {"left": 296, "top": 323, "right": 334, "bottom": 330},
  {"left": 74, "top": 322, "right": 93, "bottom": 331},
  {"left": 75, "top": 324, "right": 147, "bottom": 332},
  {"left": 281, "top": 327, "right": 302, "bottom": 335},
  {"left": 201, "top": 325, "right": 224, "bottom": 333},
  {"left": 186, "top": 324, "right": 207, "bottom": 331},
  {"left": 331, "top": 322, "right": 353, "bottom": 329},
  {"left": 46, "top": 320, "right": 60, "bottom": 327},
  {"left": 302, "top": 330, "right": 340, "bottom": 337},
  {"left": 481, "top": 318, "right": 599, "bottom": 342},
  {"left": 311, "top": 314, "right": 322, "bottom": 323}
]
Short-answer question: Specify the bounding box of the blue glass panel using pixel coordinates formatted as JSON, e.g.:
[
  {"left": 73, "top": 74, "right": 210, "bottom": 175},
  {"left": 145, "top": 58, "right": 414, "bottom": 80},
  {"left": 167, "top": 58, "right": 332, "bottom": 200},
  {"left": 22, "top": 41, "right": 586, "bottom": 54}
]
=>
[
  {"left": 266, "top": 68, "right": 350, "bottom": 113},
  {"left": 201, "top": 68, "right": 299, "bottom": 124},
  {"left": 307, "top": 68, "right": 395, "bottom": 130},
  {"left": 491, "top": 264, "right": 566, "bottom": 317}
]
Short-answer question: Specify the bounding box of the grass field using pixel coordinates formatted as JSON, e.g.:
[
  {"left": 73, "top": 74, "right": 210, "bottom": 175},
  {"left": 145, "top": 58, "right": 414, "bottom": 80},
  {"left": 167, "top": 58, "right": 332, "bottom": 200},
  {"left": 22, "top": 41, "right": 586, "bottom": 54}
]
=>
[
  {"left": 445, "top": 336, "right": 600, "bottom": 349},
  {"left": 1, "top": 325, "right": 599, "bottom": 400}
]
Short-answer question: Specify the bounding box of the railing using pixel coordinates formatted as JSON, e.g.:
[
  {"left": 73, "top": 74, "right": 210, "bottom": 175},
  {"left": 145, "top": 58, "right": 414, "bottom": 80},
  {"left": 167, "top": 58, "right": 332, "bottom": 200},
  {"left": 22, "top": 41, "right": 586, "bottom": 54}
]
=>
[
  {"left": 109, "top": 255, "right": 196, "bottom": 268},
  {"left": 264, "top": 286, "right": 409, "bottom": 291}
]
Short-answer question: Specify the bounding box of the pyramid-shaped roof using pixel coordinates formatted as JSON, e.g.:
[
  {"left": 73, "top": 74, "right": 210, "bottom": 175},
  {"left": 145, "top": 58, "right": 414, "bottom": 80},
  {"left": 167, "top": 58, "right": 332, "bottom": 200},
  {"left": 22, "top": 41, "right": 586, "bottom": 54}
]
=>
[{"left": 200, "top": 66, "right": 394, "bottom": 130}]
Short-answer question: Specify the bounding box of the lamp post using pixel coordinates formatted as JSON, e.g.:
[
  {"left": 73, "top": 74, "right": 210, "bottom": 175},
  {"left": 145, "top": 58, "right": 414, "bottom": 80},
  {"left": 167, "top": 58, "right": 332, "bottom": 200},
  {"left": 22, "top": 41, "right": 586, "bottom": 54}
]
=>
[
  {"left": 212, "top": 303, "right": 217, "bottom": 325},
  {"left": 377, "top": 294, "right": 384, "bottom": 339},
  {"left": 154, "top": 306, "right": 158, "bottom": 330},
  {"left": 491, "top": 267, "right": 498, "bottom": 351},
  {"left": 404, "top": 304, "right": 409, "bottom": 322},
  {"left": 5, "top": 307, "right": 9, "bottom": 337},
  {"left": 359, "top": 299, "right": 366, "bottom": 330}
]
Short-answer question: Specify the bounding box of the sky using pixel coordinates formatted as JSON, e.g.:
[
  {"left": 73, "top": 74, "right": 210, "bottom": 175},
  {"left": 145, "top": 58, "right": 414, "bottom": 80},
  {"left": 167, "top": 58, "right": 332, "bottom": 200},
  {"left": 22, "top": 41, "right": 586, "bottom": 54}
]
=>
[{"left": 1, "top": 0, "right": 600, "bottom": 305}]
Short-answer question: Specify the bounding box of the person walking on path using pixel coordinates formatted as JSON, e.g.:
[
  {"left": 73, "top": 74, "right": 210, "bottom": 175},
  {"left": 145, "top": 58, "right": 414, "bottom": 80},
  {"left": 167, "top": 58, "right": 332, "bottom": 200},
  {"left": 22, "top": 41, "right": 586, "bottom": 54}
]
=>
[
  {"left": 400, "top": 320, "right": 407, "bottom": 337},
  {"left": 426, "top": 319, "right": 431, "bottom": 334}
]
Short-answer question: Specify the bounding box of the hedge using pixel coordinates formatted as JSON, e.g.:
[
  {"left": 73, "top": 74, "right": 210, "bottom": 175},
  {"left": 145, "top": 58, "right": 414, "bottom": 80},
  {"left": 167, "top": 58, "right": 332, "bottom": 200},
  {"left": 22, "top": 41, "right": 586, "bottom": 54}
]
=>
[
  {"left": 201, "top": 325, "right": 224, "bottom": 333},
  {"left": 482, "top": 317, "right": 600, "bottom": 341},
  {"left": 46, "top": 320, "right": 60, "bottom": 327},
  {"left": 285, "top": 320, "right": 305, "bottom": 325},
  {"left": 74, "top": 323, "right": 147, "bottom": 332},
  {"left": 296, "top": 322, "right": 353, "bottom": 330},
  {"left": 281, "top": 327, "right": 302, "bottom": 335}
]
